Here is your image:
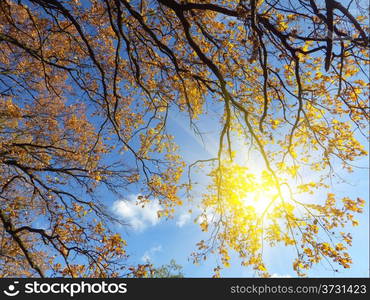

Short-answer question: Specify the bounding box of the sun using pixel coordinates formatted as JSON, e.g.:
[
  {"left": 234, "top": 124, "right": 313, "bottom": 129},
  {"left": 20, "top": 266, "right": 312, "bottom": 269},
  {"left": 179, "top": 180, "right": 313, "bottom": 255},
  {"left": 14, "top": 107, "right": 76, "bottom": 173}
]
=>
[
  {"left": 241, "top": 188, "right": 278, "bottom": 216},
  {"left": 210, "top": 160, "right": 293, "bottom": 221},
  {"left": 236, "top": 171, "right": 282, "bottom": 219}
]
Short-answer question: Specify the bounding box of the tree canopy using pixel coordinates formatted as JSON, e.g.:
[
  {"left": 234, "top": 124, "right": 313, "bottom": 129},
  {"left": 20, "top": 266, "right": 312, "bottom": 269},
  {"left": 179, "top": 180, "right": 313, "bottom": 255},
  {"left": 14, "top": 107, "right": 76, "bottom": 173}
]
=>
[{"left": 0, "top": 0, "right": 368, "bottom": 277}]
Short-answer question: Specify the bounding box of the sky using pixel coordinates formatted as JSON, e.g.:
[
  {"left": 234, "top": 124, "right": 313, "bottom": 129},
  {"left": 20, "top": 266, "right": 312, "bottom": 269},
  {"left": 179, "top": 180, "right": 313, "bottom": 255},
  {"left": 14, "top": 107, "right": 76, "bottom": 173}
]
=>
[
  {"left": 22, "top": 0, "right": 367, "bottom": 278},
  {"left": 102, "top": 0, "right": 370, "bottom": 277},
  {"left": 0, "top": 0, "right": 367, "bottom": 281},
  {"left": 106, "top": 106, "right": 369, "bottom": 278}
]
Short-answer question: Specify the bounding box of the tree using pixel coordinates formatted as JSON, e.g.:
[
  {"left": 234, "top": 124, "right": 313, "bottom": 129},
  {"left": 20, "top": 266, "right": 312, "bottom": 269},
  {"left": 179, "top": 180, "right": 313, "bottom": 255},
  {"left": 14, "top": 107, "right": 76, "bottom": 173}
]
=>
[
  {"left": 0, "top": 0, "right": 368, "bottom": 277},
  {"left": 149, "top": 260, "right": 184, "bottom": 278}
]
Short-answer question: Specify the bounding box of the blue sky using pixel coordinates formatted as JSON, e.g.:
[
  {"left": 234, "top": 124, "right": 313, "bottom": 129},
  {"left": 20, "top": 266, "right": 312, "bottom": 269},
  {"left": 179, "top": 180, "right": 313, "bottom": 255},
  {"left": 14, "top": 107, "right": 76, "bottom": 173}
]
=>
[
  {"left": 104, "top": 0, "right": 370, "bottom": 277},
  {"left": 2, "top": 0, "right": 367, "bottom": 279},
  {"left": 107, "top": 107, "right": 369, "bottom": 278},
  {"left": 58, "top": 0, "right": 369, "bottom": 278}
]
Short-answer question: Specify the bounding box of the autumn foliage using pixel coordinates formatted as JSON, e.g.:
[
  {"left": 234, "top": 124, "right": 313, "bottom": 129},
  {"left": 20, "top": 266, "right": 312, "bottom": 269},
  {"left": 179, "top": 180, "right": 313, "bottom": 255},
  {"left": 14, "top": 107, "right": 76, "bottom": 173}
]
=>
[{"left": 0, "top": 0, "right": 368, "bottom": 277}]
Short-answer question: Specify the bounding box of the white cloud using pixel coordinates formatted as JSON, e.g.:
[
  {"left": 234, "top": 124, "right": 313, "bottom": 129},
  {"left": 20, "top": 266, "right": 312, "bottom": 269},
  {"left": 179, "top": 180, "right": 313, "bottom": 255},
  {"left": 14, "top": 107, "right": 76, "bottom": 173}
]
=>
[
  {"left": 176, "top": 212, "right": 191, "bottom": 227},
  {"left": 141, "top": 245, "right": 162, "bottom": 262},
  {"left": 112, "top": 194, "right": 161, "bottom": 231}
]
